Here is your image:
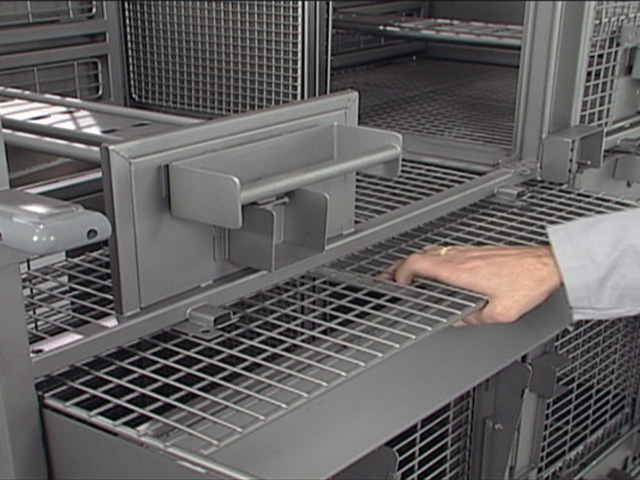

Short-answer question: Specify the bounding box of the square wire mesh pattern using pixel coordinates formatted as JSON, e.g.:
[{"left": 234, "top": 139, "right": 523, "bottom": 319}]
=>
[
  {"left": 386, "top": 391, "right": 475, "bottom": 480},
  {"left": 0, "top": 60, "right": 103, "bottom": 100},
  {"left": 536, "top": 318, "right": 640, "bottom": 480},
  {"left": 579, "top": 1, "right": 640, "bottom": 127},
  {"left": 123, "top": 1, "right": 304, "bottom": 116},
  {"left": 0, "top": 1, "right": 96, "bottom": 27},
  {"left": 331, "top": 58, "right": 517, "bottom": 148},
  {"left": 22, "top": 246, "right": 115, "bottom": 352},
  {"left": 38, "top": 268, "right": 483, "bottom": 465},
  {"left": 355, "top": 160, "right": 480, "bottom": 224}
]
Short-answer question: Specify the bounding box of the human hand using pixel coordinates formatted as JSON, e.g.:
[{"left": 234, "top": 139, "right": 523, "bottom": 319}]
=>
[{"left": 388, "top": 245, "right": 562, "bottom": 326}]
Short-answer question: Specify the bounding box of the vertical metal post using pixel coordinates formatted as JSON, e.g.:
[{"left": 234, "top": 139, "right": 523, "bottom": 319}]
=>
[
  {"left": 0, "top": 117, "right": 8, "bottom": 189},
  {"left": 514, "top": 1, "right": 594, "bottom": 164},
  {"left": 0, "top": 252, "right": 48, "bottom": 479},
  {"left": 103, "top": 1, "right": 128, "bottom": 105}
]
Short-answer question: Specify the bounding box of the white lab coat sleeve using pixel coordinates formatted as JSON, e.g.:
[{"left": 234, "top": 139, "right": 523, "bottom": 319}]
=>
[{"left": 547, "top": 208, "right": 640, "bottom": 321}]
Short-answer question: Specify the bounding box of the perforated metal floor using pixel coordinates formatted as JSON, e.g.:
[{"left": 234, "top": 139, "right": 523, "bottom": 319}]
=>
[{"left": 331, "top": 58, "right": 518, "bottom": 148}]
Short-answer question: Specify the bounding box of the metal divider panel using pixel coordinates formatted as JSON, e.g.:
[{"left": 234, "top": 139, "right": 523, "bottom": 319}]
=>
[{"left": 331, "top": 58, "right": 518, "bottom": 148}]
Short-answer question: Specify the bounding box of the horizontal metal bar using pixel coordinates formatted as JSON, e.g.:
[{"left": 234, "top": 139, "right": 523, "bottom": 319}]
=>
[
  {"left": 1, "top": 116, "right": 116, "bottom": 146},
  {"left": 334, "top": 15, "right": 522, "bottom": 49},
  {"left": 2, "top": 130, "right": 102, "bottom": 163},
  {"left": 240, "top": 145, "right": 401, "bottom": 204},
  {"left": 0, "top": 87, "right": 201, "bottom": 126},
  {"left": 0, "top": 43, "right": 108, "bottom": 70},
  {"left": 0, "top": 19, "right": 107, "bottom": 45}
]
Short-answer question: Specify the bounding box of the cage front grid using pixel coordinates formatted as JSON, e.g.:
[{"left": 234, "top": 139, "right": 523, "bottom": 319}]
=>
[
  {"left": 29, "top": 177, "right": 640, "bottom": 479},
  {"left": 123, "top": 0, "right": 307, "bottom": 117}
]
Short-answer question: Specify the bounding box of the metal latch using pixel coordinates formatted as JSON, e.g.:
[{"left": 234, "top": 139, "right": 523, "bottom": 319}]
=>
[
  {"left": 173, "top": 304, "right": 233, "bottom": 340},
  {"left": 490, "top": 185, "right": 529, "bottom": 206},
  {"left": 528, "top": 351, "right": 569, "bottom": 398}
]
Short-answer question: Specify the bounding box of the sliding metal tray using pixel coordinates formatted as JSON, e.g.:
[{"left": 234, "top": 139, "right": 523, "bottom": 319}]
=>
[
  {"left": 36, "top": 181, "right": 638, "bottom": 479},
  {"left": 333, "top": 14, "right": 523, "bottom": 49}
]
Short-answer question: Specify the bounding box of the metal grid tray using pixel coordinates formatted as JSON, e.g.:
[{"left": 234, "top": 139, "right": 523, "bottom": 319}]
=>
[
  {"left": 355, "top": 160, "right": 480, "bottom": 224},
  {"left": 386, "top": 390, "right": 475, "bottom": 480},
  {"left": 37, "top": 268, "right": 482, "bottom": 465},
  {"left": 331, "top": 58, "right": 518, "bottom": 148}
]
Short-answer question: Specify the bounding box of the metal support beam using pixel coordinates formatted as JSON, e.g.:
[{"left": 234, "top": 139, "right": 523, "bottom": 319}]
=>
[
  {"left": 0, "top": 253, "right": 48, "bottom": 479},
  {"left": 471, "top": 361, "right": 532, "bottom": 480},
  {"left": 0, "top": 117, "right": 8, "bottom": 189},
  {"left": 515, "top": 2, "right": 593, "bottom": 165}
]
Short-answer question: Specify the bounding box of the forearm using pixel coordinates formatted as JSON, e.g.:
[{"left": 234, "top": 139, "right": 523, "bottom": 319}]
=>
[{"left": 547, "top": 208, "right": 640, "bottom": 320}]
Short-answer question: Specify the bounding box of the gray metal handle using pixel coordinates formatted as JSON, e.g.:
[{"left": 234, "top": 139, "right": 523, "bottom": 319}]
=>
[{"left": 240, "top": 145, "right": 401, "bottom": 204}]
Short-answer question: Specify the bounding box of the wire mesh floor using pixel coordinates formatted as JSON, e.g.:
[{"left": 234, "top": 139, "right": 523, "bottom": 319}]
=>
[
  {"left": 37, "top": 180, "right": 639, "bottom": 471},
  {"left": 331, "top": 58, "right": 518, "bottom": 149},
  {"left": 37, "top": 267, "right": 482, "bottom": 463}
]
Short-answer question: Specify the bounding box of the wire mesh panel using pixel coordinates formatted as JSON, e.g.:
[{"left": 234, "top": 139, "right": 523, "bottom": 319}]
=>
[
  {"left": 386, "top": 391, "right": 475, "bottom": 480},
  {"left": 123, "top": 1, "right": 305, "bottom": 116},
  {"left": 331, "top": 58, "right": 517, "bottom": 148},
  {"left": 23, "top": 246, "right": 115, "bottom": 354},
  {"left": 355, "top": 160, "right": 480, "bottom": 224},
  {"left": 0, "top": 1, "right": 96, "bottom": 27},
  {"left": 0, "top": 60, "right": 103, "bottom": 100},
  {"left": 536, "top": 318, "right": 640, "bottom": 480},
  {"left": 38, "top": 269, "right": 483, "bottom": 469},
  {"left": 579, "top": 1, "right": 640, "bottom": 127}
]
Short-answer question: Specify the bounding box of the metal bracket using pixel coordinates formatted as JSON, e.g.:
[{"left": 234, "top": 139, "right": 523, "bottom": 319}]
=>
[
  {"left": 473, "top": 361, "right": 532, "bottom": 480},
  {"left": 541, "top": 126, "right": 605, "bottom": 183},
  {"left": 490, "top": 185, "right": 530, "bottom": 206},
  {"left": 333, "top": 446, "right": 399, "bottom": 480},
  {"left": 173, "top": 304, "right": 233, "bottom": 340},
  {"left": 620, "top": 25, "right": 640, "bottom": 47},
  {"left": 528, "top": 351, "right": 569, "bottom": 398}
]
